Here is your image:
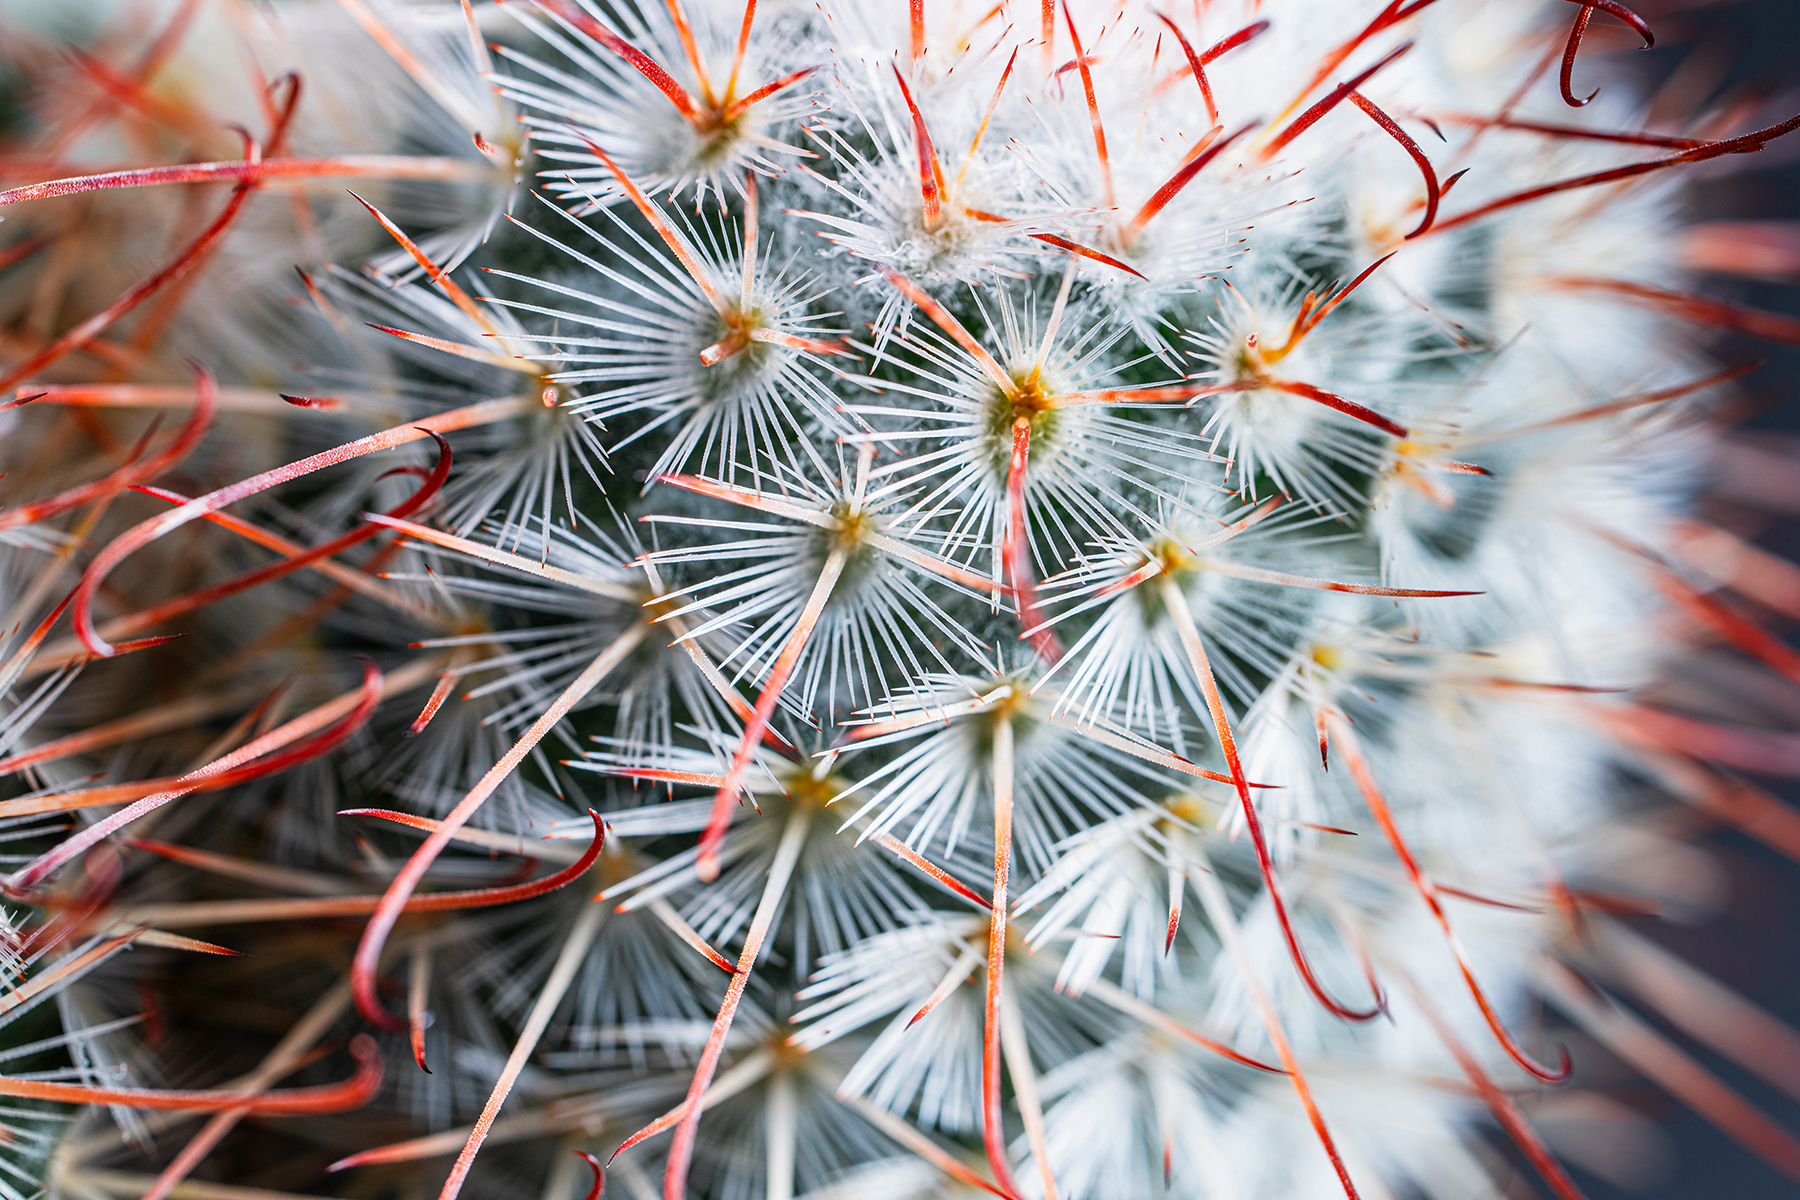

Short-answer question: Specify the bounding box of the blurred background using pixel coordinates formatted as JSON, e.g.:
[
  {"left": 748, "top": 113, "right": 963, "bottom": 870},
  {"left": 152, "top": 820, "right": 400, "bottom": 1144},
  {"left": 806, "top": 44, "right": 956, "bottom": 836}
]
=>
[{"left": 1561, "top": 3, "right": 1800, "bottom": 1197}]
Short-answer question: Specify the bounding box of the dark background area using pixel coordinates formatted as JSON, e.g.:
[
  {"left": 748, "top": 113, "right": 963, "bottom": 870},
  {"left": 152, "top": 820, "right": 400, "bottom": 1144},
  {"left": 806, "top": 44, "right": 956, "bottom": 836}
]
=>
[{"left": 1549, "top": 4, "right": 1800, "bottom": 1198}]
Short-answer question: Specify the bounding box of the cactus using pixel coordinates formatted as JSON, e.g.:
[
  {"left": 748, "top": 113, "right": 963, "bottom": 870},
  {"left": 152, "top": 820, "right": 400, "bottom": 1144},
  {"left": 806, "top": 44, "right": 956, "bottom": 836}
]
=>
[{"left": 2, "top": 1, "right": 1799, "bottom": 1198}]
